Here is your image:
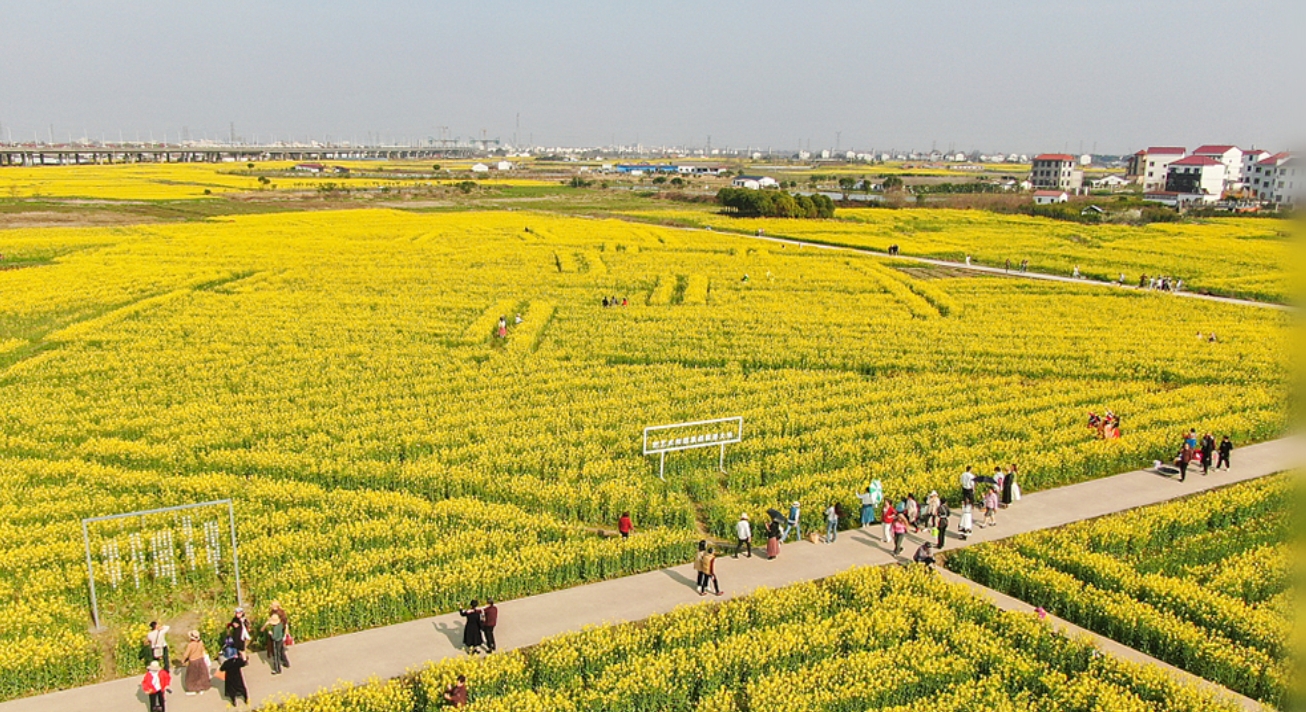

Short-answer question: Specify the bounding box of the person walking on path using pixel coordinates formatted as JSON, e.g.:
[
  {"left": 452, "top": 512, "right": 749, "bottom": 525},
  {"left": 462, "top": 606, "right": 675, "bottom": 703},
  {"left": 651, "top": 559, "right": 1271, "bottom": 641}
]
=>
[
  {"left": 982, "top": 488, "right": 999, "bottom": 528},
  {"left": 781, "top": 501, "right": 801, "bottom": 543},
  {"left": 459, "top": 601, "right": 485, "bottom": 654},
  {"left": 1200, "top": 433, "right": 1216, "bottom": 476},
  {"left": 141, "top": 660, "right": 171, "bottom": 712},
  {"left": 881, "top": 501, "right": 896, "bottom": 544},
  {"left": 960, "top": 466, "right": 976, "bottom": 505},
  {"left": 219, "top": 647, "right": 248, "bottom": 709},
  {"left": 935, "top": 502, "right": 950, "bottom": 549},
  {"left": 1001, "top": 465, "right": 1017, "bottom": 507},
  {"left": 1217, "top": 436, "right": 1233, "bottom": 470},
  {"left": 618, "top": 512, "right": 632, "bottom": 540},
  {"left": 481, "top": 600, "right": 498, "bottom": 653},
  {"left": 496, "top": 316, "right": 507, "bottom": 339},
  {"left": 694, "top": 540, "right": 710, "bottom": 593},
  {"left": 734, "top": 513, "right": 753, "bottom": 557},
  {"left": 443, "top": 675, "right": 469, "bottom": 707},
  {"left": 701, "top": 547, "right": 722, "bottom": 596},
  {"left": 891, "top": 516, "right": 908, "bottom": 556},
  {"left": 855, "top": 485, "right": 877, "bottom": 528},
  {"left": 923, "top": 491, "right": 940, "bottom": 530},
  {"left": 913, "top": 542, "right": 936, "bottom": 569},
  {"left": 146, "top": 621, "right": 171, "bottom": 671},
  {"left": 179, "top": 631, "right": 211, "bottom": 695},
  {"left": 765, "top": 518, "right": 781, "bottom": 560},
  {"left": 823, "top": 503, "right": 839, "bottom": 543},
  {"left": 904, "top": 494, "right": 920, "bottom": 533},
  {"left": 227, "top": 608, "right": 251, "bottom": 652},
  {"left": 958, "top": 502, "right": 974, "bottom": 539},
  {"left": 1178, "top": 445, "right": 1193, "bottom": 482},
  {"left": 261, "top": 610, "right": 289, "bottom": 674}
]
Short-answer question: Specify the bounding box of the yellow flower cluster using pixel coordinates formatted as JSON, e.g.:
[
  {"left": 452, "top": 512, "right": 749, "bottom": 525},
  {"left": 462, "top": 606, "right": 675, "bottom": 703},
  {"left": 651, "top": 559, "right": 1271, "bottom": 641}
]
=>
[
  {"left": 945, "top": 473, "right": 1293, "bottom": 706},
  {"left": 0, "top": 208, "right": 1289, "bottom": 700},
  {"left": 258, "top": 566, "right": 1242, "bottom": 712}
]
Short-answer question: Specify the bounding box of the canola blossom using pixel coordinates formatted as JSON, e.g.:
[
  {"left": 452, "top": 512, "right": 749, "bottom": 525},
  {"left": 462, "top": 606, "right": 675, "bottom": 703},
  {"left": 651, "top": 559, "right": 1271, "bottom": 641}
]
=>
[
  {"left": 0, "top": 208, "right": 1289, "bottom": 699},
  {"left": 945, "top": 474, "right": 1296, "bottom": 707},
  {"left": 258, "top": 566, "right": 1243, "bottom": 712}
]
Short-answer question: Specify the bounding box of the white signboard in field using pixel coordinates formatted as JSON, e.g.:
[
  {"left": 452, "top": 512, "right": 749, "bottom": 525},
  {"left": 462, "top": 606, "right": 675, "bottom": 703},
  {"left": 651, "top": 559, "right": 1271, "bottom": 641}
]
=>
[{"left": 643, "top": 416, "right": 743, "bottom": 480}]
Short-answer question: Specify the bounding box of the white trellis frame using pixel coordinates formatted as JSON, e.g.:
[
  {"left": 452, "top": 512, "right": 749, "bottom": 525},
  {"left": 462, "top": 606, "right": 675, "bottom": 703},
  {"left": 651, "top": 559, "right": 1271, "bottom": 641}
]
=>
[
  {"left": 81, "top": 499, "right": 243, "bottom": 631},
  {"left": 643, "top": 416, "right": 743, "bottom": 481}
]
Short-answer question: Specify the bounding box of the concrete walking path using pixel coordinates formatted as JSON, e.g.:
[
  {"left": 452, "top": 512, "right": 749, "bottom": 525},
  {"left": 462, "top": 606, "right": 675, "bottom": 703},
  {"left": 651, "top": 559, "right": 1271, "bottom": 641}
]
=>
[
  {"left": 3, "top": 436, "right": 1298, "bottom": 712},
  {"left": 934, "top": 568, "right": 1267, "bottom": 711}
]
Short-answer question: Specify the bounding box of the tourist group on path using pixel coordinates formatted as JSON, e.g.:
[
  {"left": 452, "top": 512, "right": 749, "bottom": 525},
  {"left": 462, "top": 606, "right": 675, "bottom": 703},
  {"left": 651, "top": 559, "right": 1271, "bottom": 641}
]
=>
[{"left": 140, "top": 603, "right": 292, "bottom": 710}]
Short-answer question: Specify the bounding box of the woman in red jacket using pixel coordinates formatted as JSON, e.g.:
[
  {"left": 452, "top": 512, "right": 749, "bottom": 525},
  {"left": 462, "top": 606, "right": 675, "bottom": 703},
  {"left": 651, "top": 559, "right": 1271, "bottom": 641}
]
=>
[{"left": 141, "top": 660, "right": 171, "bottom": 712}]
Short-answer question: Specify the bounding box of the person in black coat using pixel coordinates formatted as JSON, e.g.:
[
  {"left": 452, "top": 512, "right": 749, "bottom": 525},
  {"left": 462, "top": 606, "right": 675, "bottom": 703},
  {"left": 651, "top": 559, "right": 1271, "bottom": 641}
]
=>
[
  {"left": 459, "top": 601, "right": 484, "bottom": 654},
  {"left": 220, "top": 650, "right": 248, "bottom": 707},
  {"left": 935, "top": 503, "right": 950, "bottom": 549},
  {"left": 1001, "top": 465, "right": 1017, "bottom": 507}
]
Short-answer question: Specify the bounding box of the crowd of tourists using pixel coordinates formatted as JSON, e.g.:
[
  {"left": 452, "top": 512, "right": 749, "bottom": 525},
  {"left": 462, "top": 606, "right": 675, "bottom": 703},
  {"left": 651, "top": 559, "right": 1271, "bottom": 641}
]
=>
[{"left": 140, "top": 603, "right": 292, "bottom": 710}]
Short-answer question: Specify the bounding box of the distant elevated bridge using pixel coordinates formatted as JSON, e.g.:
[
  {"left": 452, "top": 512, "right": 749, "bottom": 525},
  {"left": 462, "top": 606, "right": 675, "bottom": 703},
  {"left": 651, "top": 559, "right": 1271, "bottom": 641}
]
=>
[{"left": 0, "top": 145, "right": 477, "bottom": 167}]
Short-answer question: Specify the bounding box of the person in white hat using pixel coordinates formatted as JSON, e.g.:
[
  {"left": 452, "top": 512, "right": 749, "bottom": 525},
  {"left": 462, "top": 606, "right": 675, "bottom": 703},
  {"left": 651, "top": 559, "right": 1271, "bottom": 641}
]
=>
[
  {"left": 733, "top": 513, "right": 752, "bottom": 558},
  {"left": 141, "top": 659, "right": 171, "bottom": 711}
]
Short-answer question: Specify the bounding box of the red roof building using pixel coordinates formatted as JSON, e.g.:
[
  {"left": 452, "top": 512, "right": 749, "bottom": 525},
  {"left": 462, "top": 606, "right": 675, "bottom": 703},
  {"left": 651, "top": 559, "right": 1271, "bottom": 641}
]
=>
[
  {"left": 1171, "top": 156, "right": 1223, "bottom": 167},
  {"left": 1145, "top": 146, "right": 1186, "bottom": 155}
]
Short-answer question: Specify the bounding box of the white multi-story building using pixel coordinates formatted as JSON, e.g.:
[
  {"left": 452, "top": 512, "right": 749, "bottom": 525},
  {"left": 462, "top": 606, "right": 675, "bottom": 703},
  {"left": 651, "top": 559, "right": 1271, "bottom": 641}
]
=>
[
  {"left": 1191, "top": 145, "right": 1244, "bottom": 190},
  {"left": 1126, "top": 147, "right": 1186, "bottom": 190},
  {"left": 1246, "top": 153, "right": 1297, "bottom": 204},
  {"left": 1240, "top": 150, "right": 1270, "bottom": 191},
  {"left": 1030, "top": 154, "right": 1083, "bottom": 191},
  {"left": 1164, "top": 156, "right": 1227, "bottom": 203}
]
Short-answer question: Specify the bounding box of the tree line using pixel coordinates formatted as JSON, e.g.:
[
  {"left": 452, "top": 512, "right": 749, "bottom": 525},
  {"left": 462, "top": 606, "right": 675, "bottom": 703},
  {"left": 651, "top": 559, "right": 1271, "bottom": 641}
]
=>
[{"left": 715, "top": 188, "right": 835, "bottom": 219}]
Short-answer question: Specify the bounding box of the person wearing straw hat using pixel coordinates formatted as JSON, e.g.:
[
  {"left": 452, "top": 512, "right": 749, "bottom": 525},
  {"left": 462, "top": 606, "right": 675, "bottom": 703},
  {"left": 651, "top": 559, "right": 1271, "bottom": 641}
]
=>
[
  {"left": 260, "top": 610, "right": 287, "bottom": 674},
  {"left": 141, "top": 659, "right": 171, "bottom": 712},
  {"left": 733, "top": 513, "right": 752, "bottom": 558},
  {"left": 179, "top": 630, "right": 212, "bottom": 695}
]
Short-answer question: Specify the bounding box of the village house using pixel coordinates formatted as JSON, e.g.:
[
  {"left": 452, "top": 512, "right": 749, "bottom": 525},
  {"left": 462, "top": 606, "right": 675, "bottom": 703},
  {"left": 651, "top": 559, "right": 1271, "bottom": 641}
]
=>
[
  {"left": 1029, "top": 154, "right": 1083, "bottom": 191},
  {"left": 1032, "top": 190, "right": 1068, "bottom": 205},
  {"left": 1125, "top": 147, "right": 1185, "bottom": 191},
  {"left": 1164, "top": 156, "right": 1226, "bottom": 203},
  {"left": 731, "top": 175, "right": 780, "bottom": 190}
]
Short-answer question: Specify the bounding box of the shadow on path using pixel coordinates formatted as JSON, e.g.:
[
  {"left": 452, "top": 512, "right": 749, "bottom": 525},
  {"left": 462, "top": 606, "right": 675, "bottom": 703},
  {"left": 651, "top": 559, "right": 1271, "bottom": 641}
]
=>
[
  {"left": 660, "top": 568, "right": 697, "bottom": 590},
  {"left": 432, "top": 621, "right": 463, "bottom": 649}
]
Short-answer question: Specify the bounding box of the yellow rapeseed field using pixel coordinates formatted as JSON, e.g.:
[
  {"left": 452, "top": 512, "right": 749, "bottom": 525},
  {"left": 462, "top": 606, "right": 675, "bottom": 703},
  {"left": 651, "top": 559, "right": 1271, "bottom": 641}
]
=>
[
  {"left": 0, "top": 208, "right": 1290, "bottom": 699},
  {"left": 258, "top": 566, "right": 1243, "bottom": 712},
  {"left": 0, "top": 162, "right": 552, "bottom": 200},
  {"left": 629, "top": 207, "right": 1293, "bottom": 302}
]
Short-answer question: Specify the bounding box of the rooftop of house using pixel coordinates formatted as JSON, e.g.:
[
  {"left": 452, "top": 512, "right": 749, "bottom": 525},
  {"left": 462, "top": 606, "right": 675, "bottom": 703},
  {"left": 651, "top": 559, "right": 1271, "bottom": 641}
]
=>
[
  {"left": 1172, "top": 156, "right": 1223, "bottom": 167},
  {"left": 1033, "top": 153, "right": 1075, "bottom": 162},
  {"left": 1144, "top": 147, "right": 1186, "bottom": 155},
  {"left": 1192, "top": 145, "right": 1237, "bottom": 155}
]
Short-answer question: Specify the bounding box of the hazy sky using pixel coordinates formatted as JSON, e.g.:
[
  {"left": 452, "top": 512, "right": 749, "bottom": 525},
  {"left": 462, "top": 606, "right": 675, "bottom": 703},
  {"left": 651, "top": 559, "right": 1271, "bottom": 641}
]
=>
[{"left": 2, "top": 1, "right": 1302, "bottom": 154}]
